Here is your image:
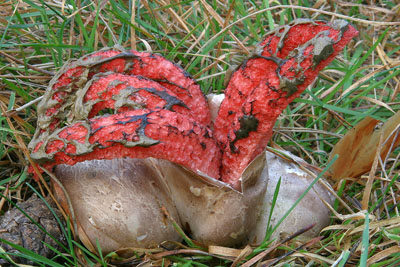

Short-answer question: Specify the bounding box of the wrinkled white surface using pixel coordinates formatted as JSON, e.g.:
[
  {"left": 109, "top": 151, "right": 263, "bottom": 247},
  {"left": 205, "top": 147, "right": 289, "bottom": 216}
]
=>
[
  {"left": 55, "top": 151, "right": 269, "bottom": 252},
  {"left": 152, "top": 151, "right": 269, "bottom": 246},
  {"left": 54, "top": 159, "right": 182, "bottom": 252},
  {"left": 264, "top": 151, "right": 335, "bottom": 240}
]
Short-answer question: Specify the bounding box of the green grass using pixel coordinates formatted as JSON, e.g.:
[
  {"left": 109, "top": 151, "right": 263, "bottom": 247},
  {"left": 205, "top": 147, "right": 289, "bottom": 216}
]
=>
[{"left": 1, "top": 0, "right": 400, "bottom": 265}]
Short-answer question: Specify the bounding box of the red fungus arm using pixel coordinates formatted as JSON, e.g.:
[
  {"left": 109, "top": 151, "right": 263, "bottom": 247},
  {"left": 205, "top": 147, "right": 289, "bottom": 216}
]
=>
[
  {"left": 31, "top": 109, "right": 221, "bottom": 179},
  {"left": 215, "top": 19, "right": 358, "bottom": 187},
  {"left": 36, "top": 48, "right": 210, "bottom": 133}
]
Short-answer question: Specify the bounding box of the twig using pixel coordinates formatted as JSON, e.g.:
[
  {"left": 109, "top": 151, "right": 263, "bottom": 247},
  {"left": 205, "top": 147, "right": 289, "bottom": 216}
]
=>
[
  {"left": 130, "top": 0, "right": 136, "bottom": 50},
  {"left": 0, "top": 185, "right": 10, "bottom": 212},
  {"left": 2, "top": 96, "right": 43, "bottom": 117},
  {"left": 361, "top": 134, "right": 383, "bottom": 210},
  {"left": 16, "top": 96, "right": 43, "bottom": 112}
]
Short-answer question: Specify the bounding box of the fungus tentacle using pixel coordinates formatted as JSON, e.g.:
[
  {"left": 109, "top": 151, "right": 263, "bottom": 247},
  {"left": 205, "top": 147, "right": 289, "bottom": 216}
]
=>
[
  {"left": 35, "top": 48, "right": 210, "bottom": 135},
  {"left": 31, "top": 109, "right": 221, "bottom": 179},
  {"left": 214, "top": 19, "right": 358, "bottom": 186}
]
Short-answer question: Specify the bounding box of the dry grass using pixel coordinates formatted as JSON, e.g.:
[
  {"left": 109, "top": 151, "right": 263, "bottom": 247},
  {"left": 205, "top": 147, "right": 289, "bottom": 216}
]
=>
[{"left": 0, "top": 0, "right": 400, "bottom": 266}]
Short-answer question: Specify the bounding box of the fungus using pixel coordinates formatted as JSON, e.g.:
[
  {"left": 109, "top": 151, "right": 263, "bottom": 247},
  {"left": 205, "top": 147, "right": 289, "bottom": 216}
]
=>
[
  {"left": 214, "top": 19, "right": 358, "bottom": 187},
  {"left": 29, "top": 20, "right": 358, "bottom": 252}
]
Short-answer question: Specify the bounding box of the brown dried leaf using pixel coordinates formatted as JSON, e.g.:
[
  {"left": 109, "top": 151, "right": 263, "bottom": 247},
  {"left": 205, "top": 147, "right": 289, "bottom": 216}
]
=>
[
  {"left": 231, "top": 245, "right": 253, "bottom": 267},
  {"left": 366, "top": 245, "right": 400, "bottom": 265},
  {"left": 328, "top": 111, "right": 400, "bottom": 180},
  {"left": 208, "top": 245, "right": 242, "bottom": 257}
]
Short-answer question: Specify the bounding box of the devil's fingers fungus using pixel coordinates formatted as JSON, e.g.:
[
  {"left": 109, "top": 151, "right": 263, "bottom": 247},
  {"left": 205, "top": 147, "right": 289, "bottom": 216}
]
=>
[{"left": 27, "top": 19, "right": 358, "bottom": 253}]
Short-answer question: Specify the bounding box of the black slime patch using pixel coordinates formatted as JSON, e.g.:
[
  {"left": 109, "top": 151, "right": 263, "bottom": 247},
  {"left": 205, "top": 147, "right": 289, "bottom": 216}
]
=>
[
  {"left": 112, "top": 112, "right": 160, "bottom": 147},
  {"left": 230, "top": 115, "right": 259, "bottom": 153},
  {"left": 141, "top": 87, "right": 188, "bottom": 110},
  {"left": 200, "top": 142, "right": 207, "bottom": 150}
]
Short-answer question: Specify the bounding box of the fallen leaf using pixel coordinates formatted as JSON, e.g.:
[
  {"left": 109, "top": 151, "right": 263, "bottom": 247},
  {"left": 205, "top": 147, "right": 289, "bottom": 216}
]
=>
[
  {"left": 366, "top": 245, "right": 400, "bottom": 265},
  {"left": 208, "top": 245, "right": 243, "bottom": 257},
  {"left": 328, "top": 111, "right": 400, "bottom": 180}
]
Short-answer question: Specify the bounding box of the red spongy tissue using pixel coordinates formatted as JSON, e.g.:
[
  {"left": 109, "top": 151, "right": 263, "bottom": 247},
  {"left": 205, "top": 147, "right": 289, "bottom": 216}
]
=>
[{"left": 29, "top": 20, "right": 357, "bottom": 189}]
